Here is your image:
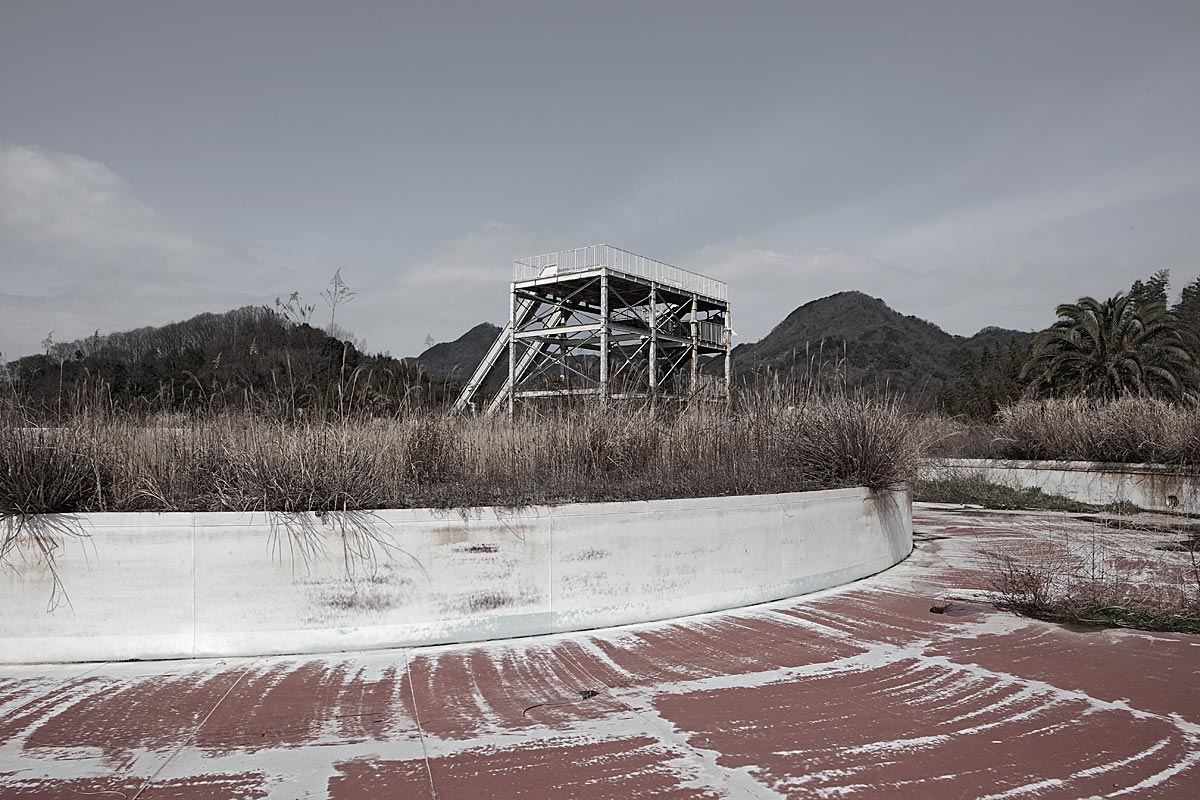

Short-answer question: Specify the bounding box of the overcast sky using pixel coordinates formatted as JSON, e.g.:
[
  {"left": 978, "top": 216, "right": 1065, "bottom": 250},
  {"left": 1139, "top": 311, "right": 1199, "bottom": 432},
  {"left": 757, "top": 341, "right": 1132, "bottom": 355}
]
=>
[{"left": 2, "top": 1, "right": 1199, "bottom": 359}]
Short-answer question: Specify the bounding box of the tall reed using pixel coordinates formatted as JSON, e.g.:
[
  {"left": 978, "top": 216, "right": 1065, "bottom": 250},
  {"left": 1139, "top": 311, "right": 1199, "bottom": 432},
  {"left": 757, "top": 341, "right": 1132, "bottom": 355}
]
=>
[
  {"left": 0, "top": 384, "right": 925, "bottom": 517},
  {"left": 931, "top": 397, "right": 1200, "bottom": 467}
]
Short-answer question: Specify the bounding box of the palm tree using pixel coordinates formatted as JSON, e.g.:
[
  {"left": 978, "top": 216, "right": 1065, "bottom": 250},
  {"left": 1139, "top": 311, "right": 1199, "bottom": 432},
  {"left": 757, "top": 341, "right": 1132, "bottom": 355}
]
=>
[{"left": 1021, "top": 292, "right": 1199, "bottom": 402}]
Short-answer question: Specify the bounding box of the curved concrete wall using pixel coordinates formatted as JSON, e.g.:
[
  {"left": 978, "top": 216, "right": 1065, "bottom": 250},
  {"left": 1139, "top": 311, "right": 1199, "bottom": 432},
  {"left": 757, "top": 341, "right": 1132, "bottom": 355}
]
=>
[
  {"left": 935, "top": 458, "right": 1200, "bottom": 514},
  {"left": 1, "top": 487, "right": 912, "bottom": 664}
]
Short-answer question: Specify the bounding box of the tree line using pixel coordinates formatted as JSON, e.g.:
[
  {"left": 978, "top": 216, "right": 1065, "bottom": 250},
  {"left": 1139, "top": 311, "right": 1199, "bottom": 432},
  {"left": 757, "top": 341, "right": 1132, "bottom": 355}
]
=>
[
  {"left": 939, "top": 270, "right": 1200, "bottom": 419},
  {"left": 1, "top": 278, "right": 454, "bottom": 418},
  {"left": 5, "top": 270, "right": 1199, "bottom": 420}
]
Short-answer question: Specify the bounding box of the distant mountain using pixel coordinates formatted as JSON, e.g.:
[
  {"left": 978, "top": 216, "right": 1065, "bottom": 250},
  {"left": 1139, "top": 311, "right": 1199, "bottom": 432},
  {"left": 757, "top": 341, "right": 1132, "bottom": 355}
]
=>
[
  {"left": 4, "top": 307, "right": 446, "bottom": 413},
  {"left": 730, "top": 292, "right": 1032, "bottom": 403},
  {"left": 407, "top": 323, "right": 502, "bottom": 383},
  {"left": 0, "top": 293, "right": 1039, "bottom": 415},
  {"left": 408, "top": 292, "right": 1033, "bottom": 407},
  {"left": 963, "top": 325, "right": 1035, "bottom": 354}
]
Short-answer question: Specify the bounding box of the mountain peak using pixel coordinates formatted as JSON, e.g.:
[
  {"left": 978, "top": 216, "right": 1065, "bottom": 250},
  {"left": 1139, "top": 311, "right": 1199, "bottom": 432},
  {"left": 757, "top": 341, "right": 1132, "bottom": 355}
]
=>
[
  {"left": 731, "top": 293, "right": 1029, "bottom": 405},
  {"left": 409, "top": 322, "right": 502, "bottom": 382},
  {"left": 409, "top": 293, "right": 1033, "bottom": 408}
]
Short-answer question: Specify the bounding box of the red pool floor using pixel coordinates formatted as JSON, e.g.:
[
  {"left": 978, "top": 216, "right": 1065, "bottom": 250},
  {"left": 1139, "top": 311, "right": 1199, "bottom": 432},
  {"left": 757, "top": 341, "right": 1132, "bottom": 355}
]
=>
[{"left": 2, "top": 505, "right": 1197, "bottom": 799}]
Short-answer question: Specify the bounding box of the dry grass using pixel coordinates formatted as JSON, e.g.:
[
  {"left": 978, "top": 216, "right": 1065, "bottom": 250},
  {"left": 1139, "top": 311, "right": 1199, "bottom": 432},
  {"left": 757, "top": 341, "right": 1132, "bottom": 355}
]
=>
[
  {"left": 0, "top": 386, "right": 926, "bottom": 518},
  {"left": 0, "top": 426, "right": 109, "bottom": 515},
  {"left": 932, "top": 397, "right": 1200, "bottom": 468}
]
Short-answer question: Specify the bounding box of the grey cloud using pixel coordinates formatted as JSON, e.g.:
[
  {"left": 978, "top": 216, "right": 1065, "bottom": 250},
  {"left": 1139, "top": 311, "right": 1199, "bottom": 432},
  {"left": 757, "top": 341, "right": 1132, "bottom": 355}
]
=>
[
  {"left": 2, "top": 2, "right": 1199, "bottom": 358},
  {"left": 0, "top": 143, "right": 299, "bottom": 357}
]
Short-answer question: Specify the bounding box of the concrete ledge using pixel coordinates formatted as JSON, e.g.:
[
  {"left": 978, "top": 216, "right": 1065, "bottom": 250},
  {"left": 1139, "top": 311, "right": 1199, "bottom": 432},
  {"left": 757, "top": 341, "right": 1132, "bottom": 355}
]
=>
[
  {"left": 935, "top": 458, "right": 1200, "bottom": 514},
  {"left": 1, "top": 487, "right": 912, "bottom": 664}
]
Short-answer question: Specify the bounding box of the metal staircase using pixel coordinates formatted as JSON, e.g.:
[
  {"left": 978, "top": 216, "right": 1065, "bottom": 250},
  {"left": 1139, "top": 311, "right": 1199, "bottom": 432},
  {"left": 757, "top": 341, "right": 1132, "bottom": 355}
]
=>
[{"left": 451, "top": 296, "right": 536, "bottom": 412}]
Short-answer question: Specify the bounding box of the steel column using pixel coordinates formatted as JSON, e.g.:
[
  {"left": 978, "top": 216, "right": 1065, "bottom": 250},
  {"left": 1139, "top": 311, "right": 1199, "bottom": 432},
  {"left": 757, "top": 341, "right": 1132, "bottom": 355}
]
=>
[
  {"left": 507, "top": 283, "right": 516, "bottom": 418},
  {"left": 724, "top": 305, "right": 733, "bottom": 408},
  {"left": 599, "top": 270, "right": 609, "bottom": 405},
  {"left": 648, "top": 283, "right": 658, "bottom": 399},
  {"left": 689, "top": 294, "right": 698, "bottom": 395}
]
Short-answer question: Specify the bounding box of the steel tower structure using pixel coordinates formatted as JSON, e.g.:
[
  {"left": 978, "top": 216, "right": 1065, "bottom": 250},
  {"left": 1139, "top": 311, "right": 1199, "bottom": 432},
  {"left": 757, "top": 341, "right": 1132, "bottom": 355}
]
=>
[{"left": 454, "top": 245, "right": 731, "bottom": 415}]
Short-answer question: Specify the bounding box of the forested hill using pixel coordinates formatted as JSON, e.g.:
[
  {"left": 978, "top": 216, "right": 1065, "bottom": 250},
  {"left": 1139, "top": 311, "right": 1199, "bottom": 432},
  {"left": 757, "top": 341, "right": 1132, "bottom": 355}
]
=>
[
  {"left": 407, "top": 322, "right": 502, "bottom": 383},
  {"left": 3, "top": 293, "right": 1033, "bottom": 415},
  {"left": 408, "top": 292, "right": 1033, "bottom": 410},
  {"left": 729, "top": 291, "right": 1032, "bottom": 405},
  {"left": 2, "top": 307, "right": 447, "bottom": 413}
]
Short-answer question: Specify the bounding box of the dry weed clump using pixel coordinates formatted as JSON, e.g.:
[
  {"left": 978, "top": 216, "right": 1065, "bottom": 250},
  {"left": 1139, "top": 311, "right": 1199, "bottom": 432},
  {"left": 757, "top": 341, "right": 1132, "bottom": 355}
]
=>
[
  {"left": 0, "top": 419, "right": 103, "bottom": 608},
  {"left": 0, "top": 422, "right": 110, "bottom": 515},
  {"left": 782, "top": 393, "right": 925, "bottom": 491},
  {"left": 987, "top": 521, "right": 1200, "bottom": 633},
  {"left": 918, "top": 414, "right": 1004, "bottom": 460},
  {"left": 955, "top": 397, "right": 1200, "bottom": 467},
  {"left": 0, "top": 386, "right": 925, "bottom": 518}
]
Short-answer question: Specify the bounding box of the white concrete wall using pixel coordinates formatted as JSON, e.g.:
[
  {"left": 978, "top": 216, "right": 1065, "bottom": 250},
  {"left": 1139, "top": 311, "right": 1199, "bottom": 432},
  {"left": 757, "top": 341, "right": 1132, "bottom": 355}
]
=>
[
  {"left": 0, "top": 487, "right": 912, "bottom": 664},
  {"left": 934, "top": 459, "right": 1200, "bottom": 514}
]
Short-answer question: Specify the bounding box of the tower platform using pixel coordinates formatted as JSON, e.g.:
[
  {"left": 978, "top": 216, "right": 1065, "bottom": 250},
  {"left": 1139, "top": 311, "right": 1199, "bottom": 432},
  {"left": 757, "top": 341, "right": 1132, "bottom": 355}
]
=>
[{"left": 454, "top": 245, "right": 731, "bottom": 414}]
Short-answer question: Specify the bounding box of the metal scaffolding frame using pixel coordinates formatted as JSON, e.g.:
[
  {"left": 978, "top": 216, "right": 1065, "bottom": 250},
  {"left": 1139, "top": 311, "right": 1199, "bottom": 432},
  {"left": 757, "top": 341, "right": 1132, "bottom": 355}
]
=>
[{"left": 453, "top": 245, "right": 731, "bottom": 415}]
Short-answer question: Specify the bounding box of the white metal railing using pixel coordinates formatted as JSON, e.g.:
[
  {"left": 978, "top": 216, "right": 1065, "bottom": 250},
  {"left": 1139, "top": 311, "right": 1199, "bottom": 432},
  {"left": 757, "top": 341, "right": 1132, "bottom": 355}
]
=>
[{"left": 513, "top": 244, "right": 728, "bottom": 302}]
